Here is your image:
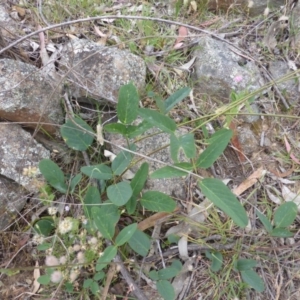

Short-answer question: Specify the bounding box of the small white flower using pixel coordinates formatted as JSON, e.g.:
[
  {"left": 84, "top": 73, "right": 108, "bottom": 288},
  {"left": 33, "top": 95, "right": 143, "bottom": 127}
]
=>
[
  {"left": 48, "top": 206, "right": 58, "bottom": 215},
  {"left": 45, "top": 255, "right": 59, "bottom": 267},
  {"left": 59, "top": 256, "right": 67, "bottom": 264},
  {"left": 58, "top": 217, "right": 74, "bottom": 234},
  {"left": 73, "top": 244, "right": 81, "bottom": 252},
  {"left": 77, "top": 251, "right": 85, "bottom": 264},
  {"left": 45, "top": 248, "right": 53, "bottom": 255},
  {"left": 32, "top": 234, "right": 45, "bottom": 245},
  {"left": 89, "top": 237, "right": 98, "bottom": 245},
  {"left": 69, "top": 269, "right": 80, "bottom": 283},
  {"left": 65, "top": 205, "right": 70, "bottom": 212},
  {"left": 248, "top": 1, "right": 254, "bottom": 8},
  {"left": 50, "top": 270, "right": 63, "bottom": 283}
]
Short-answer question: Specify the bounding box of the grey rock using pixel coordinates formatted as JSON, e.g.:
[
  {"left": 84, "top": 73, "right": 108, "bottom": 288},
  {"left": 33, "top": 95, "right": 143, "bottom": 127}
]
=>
[
  {"left": 0, "top": 59, "right": 64, "bottom": 135},
  {"left": 0, "top": 176, "right": 28, "bottom": 231},
  {"left": 193, "top": 36, "right": 264, "bottom": 103},
  {"left": 268, "top": 60, "right": 299, "bottom": 105},
  {"left": 0, "top": 124, "right": 49, "bottom": 193},
  {"left": 58, "top": 39, "right": 146, "bottom": 105},
  {"left": 236, "top": 124, "right": 260, "bottom": 156}
]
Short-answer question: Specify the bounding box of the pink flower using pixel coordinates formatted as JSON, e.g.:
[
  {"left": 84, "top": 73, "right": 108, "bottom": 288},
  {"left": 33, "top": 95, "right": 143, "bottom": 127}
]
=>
[{"left": 233, "top": 75, "right": 243, "bottom": 83}]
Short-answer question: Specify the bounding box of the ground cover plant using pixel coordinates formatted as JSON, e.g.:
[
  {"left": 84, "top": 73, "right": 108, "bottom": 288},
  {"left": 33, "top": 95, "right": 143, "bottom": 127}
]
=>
[{"left": 1, "top": 1, "right": 300, "bottom": 300}]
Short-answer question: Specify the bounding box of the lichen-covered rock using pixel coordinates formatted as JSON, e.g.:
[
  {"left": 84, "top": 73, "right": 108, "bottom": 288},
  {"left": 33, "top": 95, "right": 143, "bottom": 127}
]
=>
[
  {"left": 268, "top": 60, "right": 299, "bottom": 105},
  {"left": 193, "top": 36, "right": 265, "bottom": 103},
  {"left": 0, "top": 124, "right": 49, "bottom": 192},
  {"left": 58, "top": 38, "right": 146, "bottom": 105},
  {"left": 0, "top": 176, "right": 27, "bottom": 231},
  {"left": 0, "top": 59, "right": 64, "bottom": 135}
]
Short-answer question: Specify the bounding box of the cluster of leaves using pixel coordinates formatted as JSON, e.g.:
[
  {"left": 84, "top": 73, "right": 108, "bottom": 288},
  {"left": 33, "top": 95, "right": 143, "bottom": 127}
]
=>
[{"left": 36, "top": 83, "right": 269, "bottom": 299}]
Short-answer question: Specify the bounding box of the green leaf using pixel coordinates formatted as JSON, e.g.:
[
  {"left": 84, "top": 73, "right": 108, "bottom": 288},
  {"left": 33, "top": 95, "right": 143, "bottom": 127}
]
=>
[
  {"left": 90, "top": 281, "right": 100, "bottom": 295},
  {"left": 107, "top": 182, "right": 133, "bottom": 206},
  {"left": 157, "top": 280, "right": 175, "bottom": 300},
  {"left": 96, "top": 246, "right": 117, "bottom": 271},
  {"left": 199, "top": 178, "right": 248, "bottom": 228},
  {"left": 94, "top": 271, "right": 105, "bottom": 281},
  {"left": 37, "top": 243, "right": 52, "bottom": 251},
  {"left": 157, "top": 265, "right": 181, "bottom": 280},
  {"left": 104, "top": 123, "right": 128, "bottom": 135},
  {"left": 138, "top": 108, "right": 176, "bottom": 133},
  {"left": 81, "top": 164, "right": 113, "bottom": 180},
  {"left": 70, "top": 173, "right": 82, "bottom": 194},
  {"left": 92, "top": 204, "right": 120, "bottom": 240},
  {"left": 115, "top": 223, "right": 138, "bottom": 246},
  {"left": 170, "top": 133, "right": 196, "bottom": 162},
  {"left": 128, "top": 229, "right": 151, "bottom": 257},
  {"left": 256, "top": 210, "right": 273, "bottom": 233},
  {"left": 196, "top": 129, "right": 233, "bottom": 169},
  {"left": 208, "top": 128, "right": 233, "bottom": 143},
  {"left": 171, "top": 260, "right": 182, "bottom": 272},
  {"left": 126, "top": 120, "right": 153, "bottom": 138},
  {"left": 141, "top": 191, "right": 176, "bottom": 212},
  {"left": 65, "top": 282, "right": 74, "bottom": 293},
  {"left": 38, "top": 274, "right": 51, "bottom": 285},
  {"left": 126, "top": 195, "right": 137, "bottom": 215},
  {"left": 83, "top": 278, "right": 93, "bottom": 288},
  {"left": 241, "top": 269, "right": 265, "bottom": 292},
  {"left": 33, "top": 218, "right": 55, "bottom": 236},
  {"left": 84, "top": 186, "right": 101, "bottom": 219},
  {"left": 149, "top": 270, "right": 159, "bottom": 281},
  {"left": 236, "top": 259, "right": 257, "bottom": 271},
  {"left": 205, "top": 251, "right": 223, "bottom": 272},
  {"left": 148, "top": 91, "right": 165, "bottom": 114},
  {"left": 39, "top": 159, "right": 68, "bottom": 193},
  {"left": 60, "top": 116, "right": 94, "bottom": 151},
  {"left": 150, "top": 162, "right": 193, "bottom": 179},
  {"left": 117, "top": 83, "right": 139, "bottom": 124},
  {"left": 271, "top": 227, "right": 294, "bottom": 237},
  {"left": 112, "top": 150, "right": 133, "bottom": 176},
  {"left": 274, "top": 202, "right": 297, "bottom": 228},
  {"left": 164, "top": 87, "right": 191, "bottom": 114},
  {"left": 130, "top": 163, "right": 149, "bottom": 196},
  {"left": 167, "top": 234, "right": 180, "bottom": 244}
]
